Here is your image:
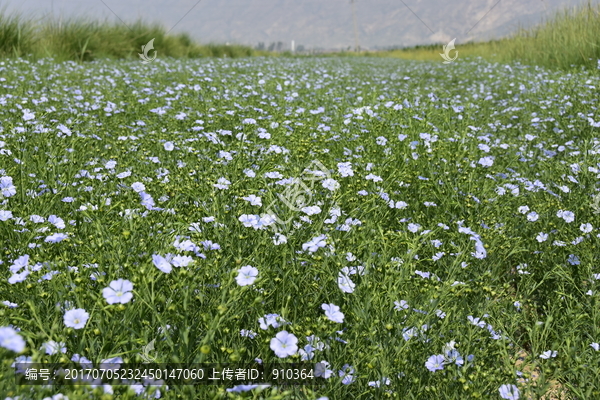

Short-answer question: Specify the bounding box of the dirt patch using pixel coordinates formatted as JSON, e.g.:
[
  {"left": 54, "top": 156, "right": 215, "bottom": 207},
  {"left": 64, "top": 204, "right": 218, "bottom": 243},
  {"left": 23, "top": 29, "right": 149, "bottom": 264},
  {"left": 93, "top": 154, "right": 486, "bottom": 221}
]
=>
[{"left": 514, "top": 350, "right": 569, "bottom": 400}]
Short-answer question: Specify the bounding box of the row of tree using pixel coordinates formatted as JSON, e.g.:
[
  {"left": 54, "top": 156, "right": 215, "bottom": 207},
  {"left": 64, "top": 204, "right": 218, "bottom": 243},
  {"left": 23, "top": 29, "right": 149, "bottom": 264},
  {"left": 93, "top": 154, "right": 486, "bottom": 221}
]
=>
[{"left": 255, "top": 42, "right": 305, "bottom": 52}]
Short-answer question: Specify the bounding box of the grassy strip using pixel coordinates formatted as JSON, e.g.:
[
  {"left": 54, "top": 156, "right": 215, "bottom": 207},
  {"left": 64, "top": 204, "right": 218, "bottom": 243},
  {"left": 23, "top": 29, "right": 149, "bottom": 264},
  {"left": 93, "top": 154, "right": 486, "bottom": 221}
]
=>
[
  {"left": 370, "top": 1, "right": 600, "bottom": 70},
  {"left": 0, "top": 9, "right": 262, "bottom": 61}
]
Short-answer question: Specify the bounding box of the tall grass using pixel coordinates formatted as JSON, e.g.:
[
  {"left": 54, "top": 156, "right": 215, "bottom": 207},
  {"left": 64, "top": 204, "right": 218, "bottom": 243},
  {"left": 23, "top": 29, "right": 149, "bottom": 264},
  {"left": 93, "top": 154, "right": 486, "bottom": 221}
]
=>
[
  {"left": 373, "top": 1, "right": 600, "bottom": 70},
  {"left": 0, "top": 10, "right": 261, "bottom": 61},
  {"left": 504, "top": 1, "right": 600, "bottom": 69},
  {"left": 0, "top": 10, "right": 35, "bottom": 57}
]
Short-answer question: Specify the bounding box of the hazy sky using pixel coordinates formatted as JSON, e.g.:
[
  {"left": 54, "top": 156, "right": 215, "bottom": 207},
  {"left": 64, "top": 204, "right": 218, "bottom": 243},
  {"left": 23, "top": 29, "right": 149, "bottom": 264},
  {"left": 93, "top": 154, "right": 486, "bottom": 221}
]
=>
[{"left": 2, "top": 0, "right": 597, "bottom": 49}]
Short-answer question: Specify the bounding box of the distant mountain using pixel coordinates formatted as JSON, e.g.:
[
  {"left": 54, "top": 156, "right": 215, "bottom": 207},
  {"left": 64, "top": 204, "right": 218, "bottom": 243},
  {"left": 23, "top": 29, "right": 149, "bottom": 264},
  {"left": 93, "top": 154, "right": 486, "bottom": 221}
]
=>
[{"left": 4, "top": 0, "right": 598, "bottom": 49}]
